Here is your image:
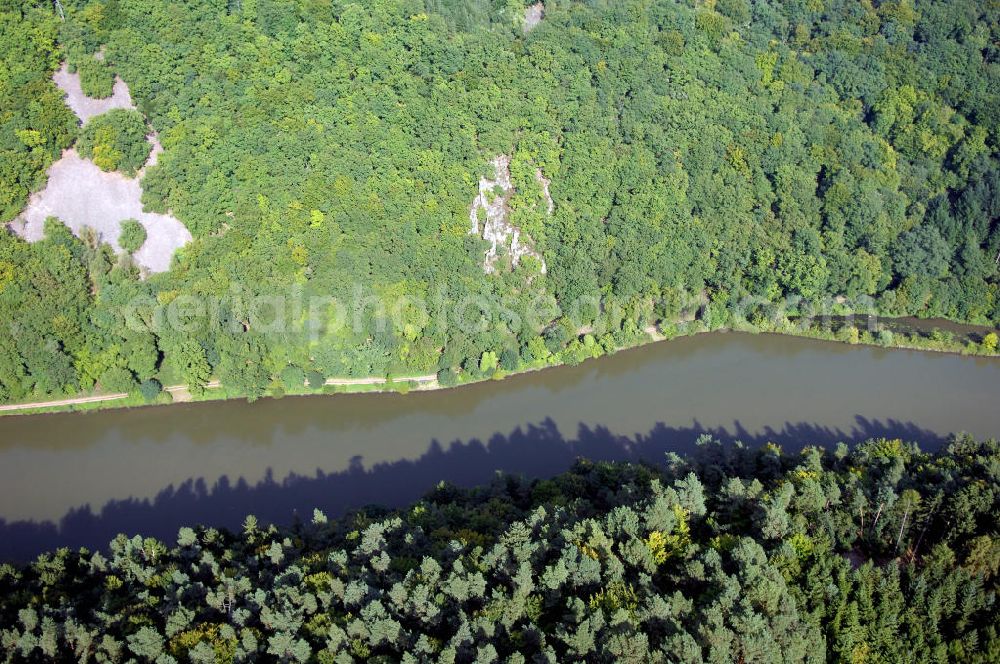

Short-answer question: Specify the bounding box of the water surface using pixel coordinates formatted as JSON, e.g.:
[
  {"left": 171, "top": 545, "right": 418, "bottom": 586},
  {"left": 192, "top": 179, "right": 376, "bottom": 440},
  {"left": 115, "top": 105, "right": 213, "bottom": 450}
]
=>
[{"left": 1, "top": 332, "right": 998, "bottom": 559}]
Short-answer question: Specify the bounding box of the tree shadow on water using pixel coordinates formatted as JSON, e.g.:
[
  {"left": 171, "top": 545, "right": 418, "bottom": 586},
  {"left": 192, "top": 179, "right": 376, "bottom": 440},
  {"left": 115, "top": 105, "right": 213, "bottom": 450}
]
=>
[{"left": 0, "top": 415, "right": 944, "bottom": 562}]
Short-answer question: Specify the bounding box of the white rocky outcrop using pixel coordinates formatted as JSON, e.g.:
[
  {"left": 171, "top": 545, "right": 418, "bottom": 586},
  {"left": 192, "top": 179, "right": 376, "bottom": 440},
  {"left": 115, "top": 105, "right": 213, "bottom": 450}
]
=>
[
  {"left": 469, "top": 155, "right": 548, "bottom": 274},
  {"left": 535, "top": 168, "right": 554, "bottom": 215},
  {"left": 524, "top": 3, "right": 545, "bottom": 32}
]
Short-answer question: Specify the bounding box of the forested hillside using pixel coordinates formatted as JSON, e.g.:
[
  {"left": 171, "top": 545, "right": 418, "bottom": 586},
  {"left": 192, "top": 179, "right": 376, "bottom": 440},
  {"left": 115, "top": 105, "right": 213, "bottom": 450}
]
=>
[
  {"left": 2, "top": 0, "right": 999, "bottom": 402},
  {"left": 1, "top": 435, "right": 998, "bottom": 661}
]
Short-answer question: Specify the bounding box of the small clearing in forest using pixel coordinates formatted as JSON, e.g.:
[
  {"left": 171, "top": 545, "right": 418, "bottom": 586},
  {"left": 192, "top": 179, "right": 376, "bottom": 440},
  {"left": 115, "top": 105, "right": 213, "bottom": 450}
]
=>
[{"left": 10, "top": 65, "right": 190, "bottom": 273}]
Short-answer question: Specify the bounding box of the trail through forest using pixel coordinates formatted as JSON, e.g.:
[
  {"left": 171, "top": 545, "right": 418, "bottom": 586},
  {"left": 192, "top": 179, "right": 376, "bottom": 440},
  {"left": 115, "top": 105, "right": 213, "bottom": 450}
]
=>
[{"left": 0, "top": 376, "right": 437, "bottom": 413}]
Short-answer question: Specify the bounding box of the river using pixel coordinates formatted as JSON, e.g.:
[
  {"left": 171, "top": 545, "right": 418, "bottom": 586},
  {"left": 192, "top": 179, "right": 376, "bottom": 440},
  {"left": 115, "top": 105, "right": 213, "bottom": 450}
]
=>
[{"left": 1, "top": 331, "right": 998, "bottom": 560}]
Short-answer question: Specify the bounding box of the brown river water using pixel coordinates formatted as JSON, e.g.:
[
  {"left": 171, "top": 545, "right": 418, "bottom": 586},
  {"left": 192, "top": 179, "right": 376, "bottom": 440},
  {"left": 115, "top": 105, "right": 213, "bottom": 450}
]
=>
[{"left": 1, "top": 331, "right": 998, "bottom": 560}]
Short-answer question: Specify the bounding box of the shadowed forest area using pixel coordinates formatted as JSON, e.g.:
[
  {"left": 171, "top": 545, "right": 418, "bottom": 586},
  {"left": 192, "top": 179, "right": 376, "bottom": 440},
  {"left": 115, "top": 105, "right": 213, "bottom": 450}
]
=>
[
  {"left": 1, "top": 433, "right": 997, "bottom": 661},
  {"left": 0, "top": 416, "right": 945, "bottom": 561}
]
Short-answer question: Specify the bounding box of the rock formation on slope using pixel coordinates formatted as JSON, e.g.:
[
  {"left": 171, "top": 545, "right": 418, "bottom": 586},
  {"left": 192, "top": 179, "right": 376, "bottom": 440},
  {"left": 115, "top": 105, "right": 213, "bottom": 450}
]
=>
[{"left": 469, "top": 155, "right": 549, "bottom": 274}]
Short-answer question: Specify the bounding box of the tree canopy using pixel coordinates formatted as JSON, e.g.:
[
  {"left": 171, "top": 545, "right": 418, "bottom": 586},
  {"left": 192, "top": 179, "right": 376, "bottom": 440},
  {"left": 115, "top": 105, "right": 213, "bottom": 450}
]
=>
[
  {"left": 0, "top": 1, "right": 76, "bottom": 221},
  {"left": 117, "top": 218, "right": 145, "bottom": 254},
  {"left": 0, "top": 0, "right": 998, "bottom": 401},
  {"left": 76, "top": 108, "right": 150, "bottom": 176}
]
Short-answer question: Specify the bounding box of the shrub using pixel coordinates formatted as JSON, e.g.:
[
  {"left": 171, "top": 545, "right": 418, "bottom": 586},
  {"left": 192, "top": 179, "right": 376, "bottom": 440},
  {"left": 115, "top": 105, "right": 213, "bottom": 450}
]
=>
[
  {"left": 139, "top": 378, "right": 162, "bottom": 402},
  {"left": 499, "top": 347, "right": 519, "bottom": 372},
  {"left": 280, "top": 365, "right": 305, "bottom": 390},
  {"left": 437, "top": 367, "right": 458, "bottom": 387},
  {"left": 117, "top": 219, "right": 146, "bottom": 253},
  {"left": 306, "top": 370, "right": 325, "bottom": 389},
  {"left": 99, "top": 367, "right": 137, "bottom": 393},
  {"left": 479, "top": 350, "right": 498, "bottom": 374}
]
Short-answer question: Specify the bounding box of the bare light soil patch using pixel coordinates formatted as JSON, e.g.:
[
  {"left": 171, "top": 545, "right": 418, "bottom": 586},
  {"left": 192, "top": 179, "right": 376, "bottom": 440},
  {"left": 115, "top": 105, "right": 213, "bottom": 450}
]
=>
[
  {"left": 12, "top": 151, "right": 190, "bottom": 272},
  {"left": 52, "top": 62, "right": 133, "bottom": 123},
  {"left": 9, "top": 66, "right": 190, "bottom": 273}
]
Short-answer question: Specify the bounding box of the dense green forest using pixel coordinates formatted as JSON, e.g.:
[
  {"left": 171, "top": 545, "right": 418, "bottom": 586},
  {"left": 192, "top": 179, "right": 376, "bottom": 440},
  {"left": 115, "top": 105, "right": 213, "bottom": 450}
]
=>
[
  {"left": 1, "top": 435, "right": 997, "bottom": 661},
  {"left": 1, "top": 0, "right": 999, "bottom": 402}
]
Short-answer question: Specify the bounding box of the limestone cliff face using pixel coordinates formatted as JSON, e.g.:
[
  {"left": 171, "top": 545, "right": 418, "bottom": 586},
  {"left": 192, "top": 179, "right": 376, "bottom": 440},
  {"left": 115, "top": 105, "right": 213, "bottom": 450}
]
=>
[
  {"left": 468, "top": 155, "right": 549, "bottom": 274},
  {"left": 535, "top": 167, "right": 554, "bottom": 215},
  {"left": 524, "top": 3, "right": 545, "bottom": 33}
]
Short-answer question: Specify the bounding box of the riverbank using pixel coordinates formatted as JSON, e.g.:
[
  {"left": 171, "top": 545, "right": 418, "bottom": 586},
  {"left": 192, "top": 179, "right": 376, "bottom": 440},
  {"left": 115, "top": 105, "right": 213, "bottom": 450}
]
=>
[
  {"left": 2, "top": 314, "right": 997, "bottom": 417},
  {"left": 0, "top": 375, "right": 436, "bottom": 416}
]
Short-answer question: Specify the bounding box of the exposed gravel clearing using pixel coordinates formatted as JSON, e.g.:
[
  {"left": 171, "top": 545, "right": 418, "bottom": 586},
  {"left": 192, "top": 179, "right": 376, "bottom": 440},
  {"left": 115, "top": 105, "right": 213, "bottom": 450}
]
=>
[
  {"left": 12, "top": 151, "right": 191, "bottom": 272},
  {"left": 52, "top": 62, "right": 134, "bottom": 123},
  {"left": 9, "top": 65, "right": 190, "bottom": 274}
]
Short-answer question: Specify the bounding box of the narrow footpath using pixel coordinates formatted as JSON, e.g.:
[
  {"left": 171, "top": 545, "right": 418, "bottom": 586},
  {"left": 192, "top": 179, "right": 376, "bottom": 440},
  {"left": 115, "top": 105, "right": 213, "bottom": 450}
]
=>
[{"left": 0, "top": 375, "right": 437, "bottom": 413}]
